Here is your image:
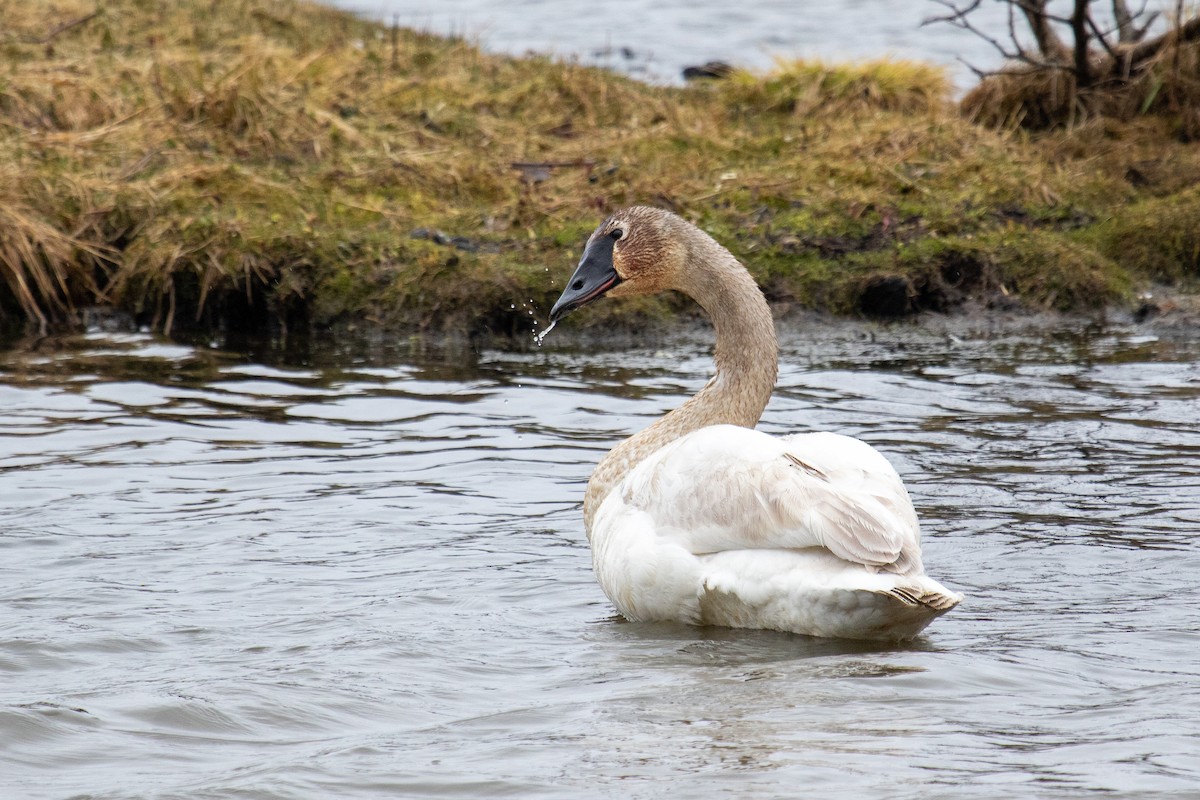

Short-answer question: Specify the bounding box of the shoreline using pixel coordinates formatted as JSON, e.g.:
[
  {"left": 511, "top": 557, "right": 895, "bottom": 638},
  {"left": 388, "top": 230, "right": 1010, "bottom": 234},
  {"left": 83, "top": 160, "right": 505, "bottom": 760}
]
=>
[{"left": 7, "top": 292, "right": 1191, "bottom": 362}]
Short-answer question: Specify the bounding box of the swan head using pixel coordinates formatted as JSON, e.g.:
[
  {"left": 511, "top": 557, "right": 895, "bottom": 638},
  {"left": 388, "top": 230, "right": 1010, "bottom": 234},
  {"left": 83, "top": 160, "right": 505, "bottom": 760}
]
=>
[{"left": 550, "top": 206, "right": 687, "bottom": 321}]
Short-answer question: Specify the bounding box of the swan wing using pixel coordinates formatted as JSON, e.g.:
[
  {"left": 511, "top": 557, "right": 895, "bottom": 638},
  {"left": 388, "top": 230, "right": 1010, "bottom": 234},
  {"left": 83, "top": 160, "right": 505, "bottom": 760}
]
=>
[{"left": 615, "top": 424, "right": 922, "bottom": 571}]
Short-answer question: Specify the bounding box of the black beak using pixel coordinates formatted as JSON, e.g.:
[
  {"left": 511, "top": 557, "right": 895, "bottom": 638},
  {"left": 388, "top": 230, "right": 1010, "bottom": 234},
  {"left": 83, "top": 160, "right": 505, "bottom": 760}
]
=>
[{"left": 550, "top": 235, "right": 620, "bottom": 321}]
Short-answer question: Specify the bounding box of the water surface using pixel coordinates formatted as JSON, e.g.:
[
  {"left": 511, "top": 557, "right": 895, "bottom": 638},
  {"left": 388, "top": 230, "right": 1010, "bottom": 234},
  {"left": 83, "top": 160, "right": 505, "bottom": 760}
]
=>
[
  {"left": 327, "top": 0, "right": 1014, "bottom": 85},
  {"left": 325, "top": 0, "right": 1176, "bottom": 87},
  {"left": 2, "top": 319, "right": 1199, "bottom": 798}
]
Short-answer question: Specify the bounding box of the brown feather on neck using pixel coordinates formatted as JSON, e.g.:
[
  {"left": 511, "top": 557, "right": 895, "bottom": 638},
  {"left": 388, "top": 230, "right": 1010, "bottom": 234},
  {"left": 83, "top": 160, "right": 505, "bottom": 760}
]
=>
[{"left": 581, "top": 208, "right": 778, "bottom": 533}]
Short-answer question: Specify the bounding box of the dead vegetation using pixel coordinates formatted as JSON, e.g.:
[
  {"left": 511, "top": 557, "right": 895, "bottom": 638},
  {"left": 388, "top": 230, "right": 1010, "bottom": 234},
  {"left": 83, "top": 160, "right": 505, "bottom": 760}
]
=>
[
  {"left": 932, "top": 0, "right": 1200, "bottom": 135},
  {"left": 0, "top": 0, "right": 1198, "bottom": 338},
  {"left": 962, "top": 37, "right": 1200, "bottom": 135}
]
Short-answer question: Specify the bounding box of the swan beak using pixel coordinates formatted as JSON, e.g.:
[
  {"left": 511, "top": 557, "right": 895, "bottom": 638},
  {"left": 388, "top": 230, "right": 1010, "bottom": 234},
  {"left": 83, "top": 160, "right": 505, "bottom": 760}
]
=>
[{"left": 550, "top": 235, "right": 620, "bottom": 321}]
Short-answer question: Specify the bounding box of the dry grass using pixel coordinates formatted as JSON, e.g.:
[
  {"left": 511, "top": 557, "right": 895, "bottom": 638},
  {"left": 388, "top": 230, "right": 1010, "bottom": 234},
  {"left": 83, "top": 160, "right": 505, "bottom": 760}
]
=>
[
  {"left": 0, "top": 0, "right": 1197, "bottom": 337},
  {"left": 962, "top": 35, "right": 1200, "bottom": 138},
  {"left": 717, "top": 59, "right": 952, "bottom": 117}
]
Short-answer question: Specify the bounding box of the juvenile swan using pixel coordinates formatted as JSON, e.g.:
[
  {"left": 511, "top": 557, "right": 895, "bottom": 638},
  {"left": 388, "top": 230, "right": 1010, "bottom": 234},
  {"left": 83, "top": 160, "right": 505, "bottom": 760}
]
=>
[{"left": 550, "top": 207, "right": 962, "bottom": 641}]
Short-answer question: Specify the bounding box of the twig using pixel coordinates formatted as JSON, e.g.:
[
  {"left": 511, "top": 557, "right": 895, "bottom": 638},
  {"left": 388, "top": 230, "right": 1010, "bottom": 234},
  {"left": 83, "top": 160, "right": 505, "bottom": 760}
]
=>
[
  {"left": 509, "top": 160, "right": 597, "bottom": 169},
  {"left": 510, "top": 160, "right": 595, "bottom": 184},
  {"left": 926, "top": 0, "right": 1029, "bottom": 63},
  {"left": 1010, "top": 0, "right": 1078, "bottom": 28},
  {"left": 1131, "top": 5, "right": 1160, "bottom": 41},
  {"left": 26, "top": 9, "right": 101, "bottom": 45},
  {"left": 1006, "top": 2, "right": 1033, "bottom": 62},
  {"left": 954, "top": 55, "right": 990, "bottom": 80},
  {"left": 1124, "top": 13, "right": 1200, "bottom": 68},
  {"left": 921, "top": 0, "right": 984, "bottom": 27},
  {"left": 1086, "top": 15, "right": 1120, "bottom": 61}
]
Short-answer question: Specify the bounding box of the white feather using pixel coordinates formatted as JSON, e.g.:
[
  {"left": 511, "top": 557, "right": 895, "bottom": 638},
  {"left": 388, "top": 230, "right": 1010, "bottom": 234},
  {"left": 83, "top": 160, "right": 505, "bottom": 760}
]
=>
[{"left": 591, "top": 425, "right": 962, "bottom": 641}]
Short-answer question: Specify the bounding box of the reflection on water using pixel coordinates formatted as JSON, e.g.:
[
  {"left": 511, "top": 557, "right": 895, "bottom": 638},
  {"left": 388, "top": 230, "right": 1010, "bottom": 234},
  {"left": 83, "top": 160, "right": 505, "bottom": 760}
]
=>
[{"left": 1, "top": 320, "right": 1199, "bottom": 798}]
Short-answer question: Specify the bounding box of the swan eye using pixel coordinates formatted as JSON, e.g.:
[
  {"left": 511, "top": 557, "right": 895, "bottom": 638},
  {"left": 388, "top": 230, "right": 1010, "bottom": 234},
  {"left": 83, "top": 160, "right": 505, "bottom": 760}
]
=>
[{"left": 609, "top": 229, "right": 623, "bottom": 241}]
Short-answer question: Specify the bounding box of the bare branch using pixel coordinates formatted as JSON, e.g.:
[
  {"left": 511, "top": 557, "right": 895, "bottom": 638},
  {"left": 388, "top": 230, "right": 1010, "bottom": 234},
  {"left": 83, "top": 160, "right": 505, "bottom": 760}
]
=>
[
  {"left": 1133, "top": 10, "right": 1161, "bottom": 40},
  {"left": 930, "top": 0, "right": 1195, "bottom": 86},
  {"left": 23, "top": 9, "right": 101, "bottom": 45},
  {"left": 1012, "top": 0, "right": 1079, "bottom": 27},
  {"left": 1113, "top": 0, "right": 1136, "bottom": 41},
  {"left": 1005, "top": 1, "right": 1038, "bottom": 61},
  {"left": 1071, "top": 0, "right": 1094, "bottom": 86},
  {"left": 953, "top": 55, "right": 991, "bottom": 80},
  {"left": 921, "top": 0, "right": 984, "bottom": 27},
  {"left": 1013, "top": 0, "right": 1072, "bottom": 61},
  {"left": 926, "top": 0, "right": 1042, "bottom": 66},
  {"left": 1123, "top": 12, "right": 1200, "bottom": 66},
  {"left": 1086, "top": 14, "right": 1120, "bottom": 60}
]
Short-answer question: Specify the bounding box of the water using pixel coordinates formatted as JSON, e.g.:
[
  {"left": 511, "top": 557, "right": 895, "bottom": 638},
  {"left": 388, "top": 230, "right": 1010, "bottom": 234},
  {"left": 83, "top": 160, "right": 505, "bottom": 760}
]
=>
[
  {"left": 324, "top": 0, "right": 1175, "bottom": 87},
  {"left": 2, "top": 319, "right": 1199, "bottom": 798},
  {"left": 328, "top": 0, "right": 1015, "bottom": 85},
  {"left": 535, "top": 319, "right": 557, "bottom": 346}
]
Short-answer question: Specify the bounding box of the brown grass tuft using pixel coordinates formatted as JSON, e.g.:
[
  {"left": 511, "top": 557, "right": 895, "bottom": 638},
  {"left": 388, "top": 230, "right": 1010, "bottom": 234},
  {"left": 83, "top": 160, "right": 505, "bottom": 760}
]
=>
[
  {"left": 717, "top": 59, "right": 952, "bottom": 117},
  {"left": 963, "top": 36, "right": 1200, "bottom": 138}
]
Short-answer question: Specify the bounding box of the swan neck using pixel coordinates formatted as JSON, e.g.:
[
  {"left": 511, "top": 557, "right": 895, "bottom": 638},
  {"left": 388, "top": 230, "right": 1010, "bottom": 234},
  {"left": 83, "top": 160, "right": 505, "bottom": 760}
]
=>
[
  {"left": 696, "top": 266, "right": 778, "bottom": 398},
  {"left": 583, "top": 238, "right": 777, "bottom": 531}
]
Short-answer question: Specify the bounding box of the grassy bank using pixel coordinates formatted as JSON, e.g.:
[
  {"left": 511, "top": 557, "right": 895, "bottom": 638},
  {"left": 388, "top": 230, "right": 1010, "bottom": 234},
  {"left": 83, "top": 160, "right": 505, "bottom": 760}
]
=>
[{"left": 3, "top": 0, "right": 1199, "bottom": 338}]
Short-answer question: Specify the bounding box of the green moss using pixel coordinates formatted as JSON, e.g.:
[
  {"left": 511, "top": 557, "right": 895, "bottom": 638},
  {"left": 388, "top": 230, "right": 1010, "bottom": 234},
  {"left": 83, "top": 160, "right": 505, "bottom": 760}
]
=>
[{"left": 1085, "top": 187, "right": 1200, "bottom": 282}]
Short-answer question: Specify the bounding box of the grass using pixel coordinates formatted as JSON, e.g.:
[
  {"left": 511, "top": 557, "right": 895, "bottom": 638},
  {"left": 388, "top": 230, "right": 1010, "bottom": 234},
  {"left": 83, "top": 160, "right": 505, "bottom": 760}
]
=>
[{"left": 2, "top": 0, "right": 1199, "bottom": 338}]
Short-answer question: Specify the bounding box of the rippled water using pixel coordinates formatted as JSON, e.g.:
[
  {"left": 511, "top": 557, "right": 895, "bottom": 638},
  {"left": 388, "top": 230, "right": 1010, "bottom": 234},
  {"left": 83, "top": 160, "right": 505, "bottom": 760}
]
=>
[{"left": 3, "top": 319, "right": 1200, "bottom": 798}]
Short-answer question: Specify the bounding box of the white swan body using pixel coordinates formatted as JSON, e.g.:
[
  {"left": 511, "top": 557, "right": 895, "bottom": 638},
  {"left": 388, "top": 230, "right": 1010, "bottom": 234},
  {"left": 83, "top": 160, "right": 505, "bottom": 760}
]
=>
[
  {"left": 591, "top": 426, "right": 960, "bottom": 641},
  {"left": 550, "top": 206, "right": 961, "bottom": 641}
]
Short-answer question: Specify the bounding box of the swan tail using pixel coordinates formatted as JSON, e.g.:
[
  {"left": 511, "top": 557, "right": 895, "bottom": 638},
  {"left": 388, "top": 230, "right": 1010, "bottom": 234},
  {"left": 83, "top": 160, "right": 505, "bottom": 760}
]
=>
[
  {"left": 862, "top": 577, "right": 961, "bottom": 640},
  {"left": 882, "top": 581, "right": 962, "bottom": 613},
  {"left": 697, "top": 554, "right": 962, "bottom": 641}
]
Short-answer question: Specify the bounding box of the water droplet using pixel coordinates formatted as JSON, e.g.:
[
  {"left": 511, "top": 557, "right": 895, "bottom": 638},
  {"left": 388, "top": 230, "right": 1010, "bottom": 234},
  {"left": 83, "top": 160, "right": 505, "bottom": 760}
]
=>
[
  {"left": 510, "top": 303, "right": 516, "bottom": 309},
  {"left": 534, "top": 319, "right": 557, "bottom": 346}
]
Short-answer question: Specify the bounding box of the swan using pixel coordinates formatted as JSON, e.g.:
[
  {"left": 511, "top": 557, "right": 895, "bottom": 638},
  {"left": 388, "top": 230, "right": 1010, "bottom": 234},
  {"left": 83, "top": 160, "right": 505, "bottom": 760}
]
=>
[{"left": 549, "top": 206, "right": 962, "bottom": 641}]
